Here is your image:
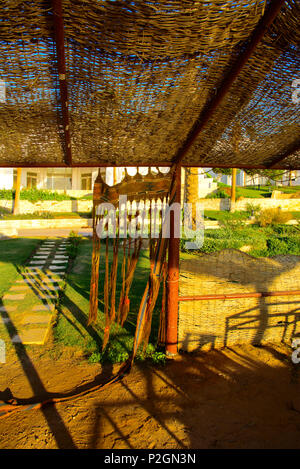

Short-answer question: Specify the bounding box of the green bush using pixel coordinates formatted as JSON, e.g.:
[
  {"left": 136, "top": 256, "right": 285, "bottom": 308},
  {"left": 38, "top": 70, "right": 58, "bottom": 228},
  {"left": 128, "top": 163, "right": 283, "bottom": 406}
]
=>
[
  {"left": 256, "top": 208, "right": 293, "bottom": 227},
  {"left": 0, "top": 188, "right": 73, "bottom": 202},
  {"left": 266, "top": 238, "right": 287, "bottom": 256},
  {"left": 206, "top": 189, "right": 230, "bottom": 199},
  {"left": 266, "top": 236, "right": 300, "bottom": 256},
  {"left": 0, "top": 189, "right": 13, "bottom": 199},
  {"left": 66, "top": 231, "right": 83, "bottom": 259}
]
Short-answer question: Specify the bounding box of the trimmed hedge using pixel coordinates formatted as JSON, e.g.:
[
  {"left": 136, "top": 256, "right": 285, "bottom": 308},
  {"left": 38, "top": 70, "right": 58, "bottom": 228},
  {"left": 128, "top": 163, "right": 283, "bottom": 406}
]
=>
[{"left": 0, "top": 188, "right": 73, "bottom": 202}]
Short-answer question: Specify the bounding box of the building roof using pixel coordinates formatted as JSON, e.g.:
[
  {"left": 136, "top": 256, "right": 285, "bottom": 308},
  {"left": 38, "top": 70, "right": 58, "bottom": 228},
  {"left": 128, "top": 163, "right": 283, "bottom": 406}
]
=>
[{"left": 0, "top": 0, "right": 299, "bottom": 169}]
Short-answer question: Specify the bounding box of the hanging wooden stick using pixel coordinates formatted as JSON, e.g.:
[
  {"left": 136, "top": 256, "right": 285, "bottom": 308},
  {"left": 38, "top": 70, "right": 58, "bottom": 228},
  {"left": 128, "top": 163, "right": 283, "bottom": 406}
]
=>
[
  {"left": 102, "top": 236, "right": 110, "bottom": 350},
  {"left": 109, "top": 224, "right": 120, "bottom": 320},
  {"left": 88, "top": 208, "right": 101, "bottom": 325},
  {"left": 157, "top": 261, "right": 168, "bottom": 347},
  {"left": 116, "top": 237, "right": 127, "bottom": 324},
  {"left": 118, "top": 236, "right": 142, "bottom": 327}
]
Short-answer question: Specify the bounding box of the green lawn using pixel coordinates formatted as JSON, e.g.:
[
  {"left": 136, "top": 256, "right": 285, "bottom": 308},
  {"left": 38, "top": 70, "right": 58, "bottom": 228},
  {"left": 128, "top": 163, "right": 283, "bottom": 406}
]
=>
[
  {"left": 0, "top": 211, "right": 91, "bottom": 220},
  {"left": 0, "top": 238, "right": 42, "bottom": 297},
  {"left": 204, "top": 210, "right": 250, "bottom": 222},
  {"left": 209, "top": 183, "right": 300, "bottom": 199}
]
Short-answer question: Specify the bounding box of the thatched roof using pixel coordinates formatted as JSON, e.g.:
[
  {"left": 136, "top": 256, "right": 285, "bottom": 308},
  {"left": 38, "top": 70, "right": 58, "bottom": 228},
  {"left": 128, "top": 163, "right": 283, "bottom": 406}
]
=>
[{"left": 0, "top": 0, "right": 299, "bottom": 169}]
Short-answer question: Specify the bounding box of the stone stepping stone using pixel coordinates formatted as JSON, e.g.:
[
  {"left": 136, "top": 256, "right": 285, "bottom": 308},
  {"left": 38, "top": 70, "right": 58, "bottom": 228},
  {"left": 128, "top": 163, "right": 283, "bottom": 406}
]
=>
[
  {"left": 33, "top": 255, "right": 49, "bottom": 259},
  {"left": 12, "top": 334, "right": 22, "bottom": 343},
  {"left": 16, "top": 281, "right": 38, "bottom": 287},
  {"left": 17, "top": 328, "right": 50, "bottom": 345},
  {"left": 41, "top": 278, "right": 62, "bottom": 284},
  {"left": 21, "top": 314, "right": 52, "bottom": 326},
  {"left": 54, "top": 255, "right": 69, "bottom": 259},
  {"left": 52, "top": 260, "right": 68, "bottom": 264},
  {"left": 10, "top": 285, "right": 30, "bottom": 291},
  {"left": 2, "top": 293, "right": 25, "bottom": 301},
  {"left": 2, "top": 317, "right": 11, "bottom": 324},
  {"left": 49, "top": 265, "right": 66, "bottom": 270},
  {"left": 25, "top": 269, "right": 44, "bottom": 274},
  {"left": 0, "top": 305, "right": 17, "bottom": 312},
  {"left": 29, "top": 261, "right": 46, "bottom": 265},
  {"left": 38, "top": 294, "right": 57, "bottom": 300},
  {"left": 33, "top": 304, "right": 55, "bottom": 312}
]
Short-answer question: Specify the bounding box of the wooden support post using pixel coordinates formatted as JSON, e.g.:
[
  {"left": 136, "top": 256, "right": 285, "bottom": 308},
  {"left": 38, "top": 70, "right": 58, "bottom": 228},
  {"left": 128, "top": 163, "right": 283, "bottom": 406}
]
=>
[
  {"left": 113, "top": 167, "right": 117, "bottom": 185},
  {"left": 13, "top": 168, "right": 22, "bottom": 215},
  {"left": 230, "top": 168, "right": 237, "bottom": 211},
  {"left": 166, "top": 167, "right": 181, "bottom": 356}
]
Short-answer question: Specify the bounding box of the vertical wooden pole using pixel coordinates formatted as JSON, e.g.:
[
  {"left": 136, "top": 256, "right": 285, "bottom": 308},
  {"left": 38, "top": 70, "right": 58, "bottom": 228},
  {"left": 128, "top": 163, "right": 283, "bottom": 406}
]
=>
[
  {"left": 230, "top": 168, "right": 237, "bottom": 211},
  {"left": 13, "top": 168, "right": 22, "bottom": 215},
  {"left": 113, "top": 167, "right": 117, "bottom": 185},
  {"left": 166, "top": 167, "right": 181, "bottom": 356}
]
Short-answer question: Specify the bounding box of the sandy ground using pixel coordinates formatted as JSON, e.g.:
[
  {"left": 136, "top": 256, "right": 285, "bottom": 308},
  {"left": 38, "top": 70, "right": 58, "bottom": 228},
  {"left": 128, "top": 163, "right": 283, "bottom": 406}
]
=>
[{"left": 1, "top": 341, "right": 300, "bottom": 449}]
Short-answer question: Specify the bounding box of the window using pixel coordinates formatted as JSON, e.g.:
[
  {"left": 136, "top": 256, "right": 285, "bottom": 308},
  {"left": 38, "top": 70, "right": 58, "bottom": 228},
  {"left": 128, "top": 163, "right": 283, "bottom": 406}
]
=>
[
  {"left": 47, "top": 169, "right": 72, "bottom": 190},
  {"left": 26, "top": 172, "right": 37, "bottom": 189},
  {"left": 81, "top": 173, "right": 92, "bottom": 190}
]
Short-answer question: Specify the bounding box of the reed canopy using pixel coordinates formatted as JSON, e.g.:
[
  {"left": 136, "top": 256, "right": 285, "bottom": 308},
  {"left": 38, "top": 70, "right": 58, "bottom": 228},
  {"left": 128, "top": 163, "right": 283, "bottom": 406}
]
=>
[{"left": 0, "top": 0, "right": 299, "bottom": 169}]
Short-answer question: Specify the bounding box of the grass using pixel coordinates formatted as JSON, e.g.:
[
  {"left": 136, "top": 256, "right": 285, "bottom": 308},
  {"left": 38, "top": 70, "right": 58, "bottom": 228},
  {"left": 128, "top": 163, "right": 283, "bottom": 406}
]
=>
[
  {"left": 0, "top": 238, "right": 42, "bottom": 297},
  {"left": 204, "top": 210, "right": 250, "bottom": 222},
  {"left": 207, "top": 184, "right": 300, "bottom": 199},
  {"left": 183, "top": 222, "right": 300, "bottom": 257},
  {"left": 0, "top": 211, "right": 91, "bottom": 220}
]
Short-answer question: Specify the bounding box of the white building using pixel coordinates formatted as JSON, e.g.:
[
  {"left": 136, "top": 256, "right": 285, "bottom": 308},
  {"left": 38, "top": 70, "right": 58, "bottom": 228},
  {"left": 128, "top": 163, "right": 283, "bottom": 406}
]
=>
[
  {"left": 0, "top": 167, "right": 299, "bottom": 192},
  {"left": 0, "top": 167, "right": 123, "bottom": 192}
]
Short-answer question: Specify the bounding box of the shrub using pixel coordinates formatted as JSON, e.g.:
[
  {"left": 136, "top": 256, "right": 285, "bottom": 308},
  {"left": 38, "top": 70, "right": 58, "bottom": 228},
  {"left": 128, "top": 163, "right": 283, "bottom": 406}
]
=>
[
  {"left": 32, "top": 211, "right": 54, "bottom": 219},
  {"left": 0, "top": 188, "right": 73, "bottom": 202},
  {"left": 266, "top": 236, "right": 300, "bottom": 256},
  {"left": 66, "top": 231, "right": 83, "bottom": 258},
  {"left": 245, "top": 202, "right": 261, "bottom": 216},
  {"left": 206, "top": 189, "right": 230, "bottom": 199},
  {"left": 256, "top": 208, "right": 292, "bottom": 227}
]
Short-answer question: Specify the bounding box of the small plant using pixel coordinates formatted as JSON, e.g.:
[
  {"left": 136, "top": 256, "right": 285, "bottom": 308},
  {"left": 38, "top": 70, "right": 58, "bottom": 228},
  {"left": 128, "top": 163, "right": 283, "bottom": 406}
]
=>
[
  {"left": 256, "top": 208, "right": 292, "bottom": 227},
  {"left": 66, "top": 231, "right": 82, "bottom": 258},
  {"left": 32, "top": 210, "right": 54, "bottom": 219},
  {"left": 206, "top": 189, "right": 230, "bottom": 199},
  {"left": 245, "top": 202, "right": 260, "bottom": 216}
]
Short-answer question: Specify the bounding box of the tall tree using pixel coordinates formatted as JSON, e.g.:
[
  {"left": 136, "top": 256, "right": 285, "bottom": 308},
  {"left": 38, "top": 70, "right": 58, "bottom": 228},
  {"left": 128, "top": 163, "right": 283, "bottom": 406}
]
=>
[{"left": 13, "top": 168, "right": 22, "bottom": 215}]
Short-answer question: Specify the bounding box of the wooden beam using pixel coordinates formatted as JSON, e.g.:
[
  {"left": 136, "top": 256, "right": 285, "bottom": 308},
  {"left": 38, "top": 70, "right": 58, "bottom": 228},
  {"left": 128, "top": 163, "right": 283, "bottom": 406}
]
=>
[
  {"left": 1, "top": 160, "right": 300, "bottom": 170},
  {"left": 267, "top": 140, "right": 300, "bottom": 169},
  {"left": 172, "top": 0, "right": 285, "bottom": 168},
  {"left": 52, "top": 0, "right": 72, "bottom": 166}
]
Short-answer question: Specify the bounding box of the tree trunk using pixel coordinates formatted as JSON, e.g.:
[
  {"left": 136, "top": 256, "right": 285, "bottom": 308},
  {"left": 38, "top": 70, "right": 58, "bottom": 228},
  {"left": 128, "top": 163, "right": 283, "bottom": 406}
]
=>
[
  {"left": 13, "top": 168, "right": 22, "bottom": 215},
  {"left": 185, "top": 167, "right": 198, "bottom": 227}
]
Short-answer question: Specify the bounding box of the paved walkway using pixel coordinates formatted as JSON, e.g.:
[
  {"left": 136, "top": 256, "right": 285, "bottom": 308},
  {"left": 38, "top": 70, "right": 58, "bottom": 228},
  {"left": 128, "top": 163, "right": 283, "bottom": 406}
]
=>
[{"left": 1, "top": 238, "right": 70, "bottom": 345}]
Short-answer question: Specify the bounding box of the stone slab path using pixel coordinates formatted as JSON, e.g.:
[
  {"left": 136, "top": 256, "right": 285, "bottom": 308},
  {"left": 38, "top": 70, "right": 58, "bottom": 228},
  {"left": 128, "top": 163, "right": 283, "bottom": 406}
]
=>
[{"left": 0, "top": 238, "right": 70, "bottom": 345}]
